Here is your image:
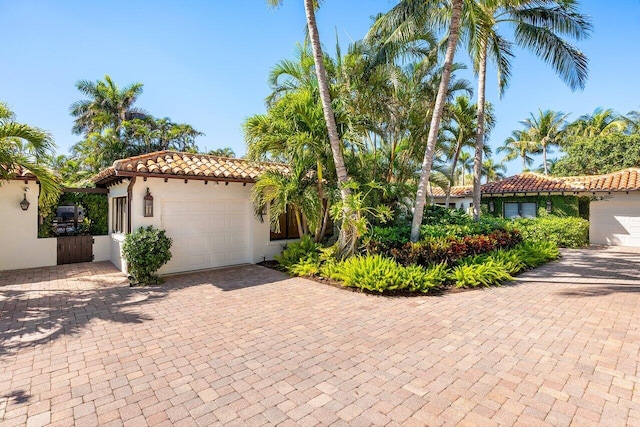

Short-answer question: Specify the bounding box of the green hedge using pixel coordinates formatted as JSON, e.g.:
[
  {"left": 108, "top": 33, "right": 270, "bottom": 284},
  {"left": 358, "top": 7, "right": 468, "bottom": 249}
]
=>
[{"left": 511, "top": 216, "right": 589, "bottom": 248}]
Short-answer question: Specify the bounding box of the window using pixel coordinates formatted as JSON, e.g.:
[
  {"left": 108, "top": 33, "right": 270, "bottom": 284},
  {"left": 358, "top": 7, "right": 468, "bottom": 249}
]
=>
[
  {"left": 112, "top": 197, "right": 127, "bottom": 233},
  {"left": 269, "top": 207, "right": 334, "bottom": 241},
  {"left": 270, "top": 210, "right": 300, "bottom": 241},
  {"left": 504, "top": 202, "right": 537, "bottom": 219}
]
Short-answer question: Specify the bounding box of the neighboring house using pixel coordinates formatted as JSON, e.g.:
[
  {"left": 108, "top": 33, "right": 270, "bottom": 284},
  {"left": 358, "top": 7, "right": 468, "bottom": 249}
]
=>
[
  {"left": 93, "top": 151, "right": 298, "bottom": 275},
  {"left": 428, "top": 185, "right": 473, "bottom": 212},
  {"left": 431, "top": 169, "right": 640, "bottom": 247}
]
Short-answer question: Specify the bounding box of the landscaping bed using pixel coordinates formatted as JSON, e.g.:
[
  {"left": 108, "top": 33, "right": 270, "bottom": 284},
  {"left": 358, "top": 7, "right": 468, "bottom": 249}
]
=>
[{"left": 271, "top": 209, "right": 574, "bottom": 295}]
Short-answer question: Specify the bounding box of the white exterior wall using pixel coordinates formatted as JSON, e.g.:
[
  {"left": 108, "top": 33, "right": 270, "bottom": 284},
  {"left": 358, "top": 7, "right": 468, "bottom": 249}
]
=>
[
  {"left": 107, "top": 181, "right": 129, "bottom": 272},
  {"left": 0, "top": 181, "right": 56, "bottom": 270},
  {"left": 590, "top": 192, "right": 640, "bottom": 247},
  {"left": 93, "top": 235, "right": 111, "bottom": 262},
  {"left": 107, "top": 177, "right": 290, "bottom": 275}
]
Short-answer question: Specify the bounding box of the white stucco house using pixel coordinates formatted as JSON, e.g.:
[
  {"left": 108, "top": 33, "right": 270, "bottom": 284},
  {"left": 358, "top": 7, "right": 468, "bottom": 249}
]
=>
[
  {"left": 92, "top": 151, "right": 298, "bottom": 275},
  {"left": 4, "top": 156, "right": 640, "bottom": 273}
]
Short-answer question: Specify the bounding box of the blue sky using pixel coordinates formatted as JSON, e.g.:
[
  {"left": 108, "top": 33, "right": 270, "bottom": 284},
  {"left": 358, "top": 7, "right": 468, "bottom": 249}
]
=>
[{"left": 1, "top": 0, "right": 639, "bottom": 176}]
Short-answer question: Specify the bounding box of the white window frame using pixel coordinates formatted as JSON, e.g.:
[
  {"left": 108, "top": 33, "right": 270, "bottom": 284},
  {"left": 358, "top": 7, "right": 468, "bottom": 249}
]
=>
[{"left": 112, "top": 197, "right": 127, "bottom": 234}]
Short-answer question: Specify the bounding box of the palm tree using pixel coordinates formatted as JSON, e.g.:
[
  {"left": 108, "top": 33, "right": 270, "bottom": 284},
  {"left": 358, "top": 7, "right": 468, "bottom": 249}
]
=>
[
  {"left": 245, "top": 88, "right": 334, "bottom": 243},
  {"left": 466, "top": 0, "right": 592, "bottom": 219},
  {"left": 623, "top": 109, "right": 640, "bottom": 135},
  {"left": 498, "top": 129, "right": 540, "bottom": 172},
  {"left": 251, "top": 158, "right": 320, "bottom": 238},
  {"left": 370, "top": 0, "right": 464, "bottom": 242},
  {"left": 457, "top": 150, "right": 473, "bottom": 186},
  {"left": 0, "top": 102, "right": 60, "bottom": 207},
  {"left": 70, "top": 75, "right": 146, "bottom": 137},
  {"left": 521, "top": 110, "right": 569, "bottom": 175},
  {"left": 208, "top": 147, "right": 236, "bottom": 158},
  {"left": 482, "top": 158, "right": 506, "bottom": 183},
  {"left": 568, "top": 107, "right": 626, "bottom": 138},
  {"left": 268, "top": 0, "right": 353, "bottom": 256}
]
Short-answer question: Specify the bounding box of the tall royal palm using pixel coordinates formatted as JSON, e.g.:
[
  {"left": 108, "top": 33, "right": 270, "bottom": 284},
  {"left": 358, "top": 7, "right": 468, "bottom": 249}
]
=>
[
  {"left": 70, "top": 75, "right": 145, "bottom": 137},
  {"left": 497, "top": 129, "right": 540, "bottom": 172},
  {"left": 568, "top": 107, "right": 626, "bottom": 138},
  {"left": 521, "top": 109, "right": 569, "bottom": 174},
  {"left": 371, "top": 0, "right": 464, "bottom": 242},
  {"left": 467, "top": 0, "right": 592, "bottom": 219},
  {"left": 268, "top": 0, "right": 354, "bottom": 256},
  {"left": 0, "top": 102, "right": 60, "bottom": 207}
]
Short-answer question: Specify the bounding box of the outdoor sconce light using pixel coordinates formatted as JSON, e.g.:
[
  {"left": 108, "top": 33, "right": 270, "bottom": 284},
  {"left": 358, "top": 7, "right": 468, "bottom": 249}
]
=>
[
  {"left": 143, "top": 188, "right": 154, "bottom": 217},
  {"left": 546, "top": 200, "right": 552, "bottom": 213},
  {"left": 19, "top": 191, "right": 30, "bottom": 211},
  {"left": 488, "top": 200, "right": 495, "bottom": 213}
]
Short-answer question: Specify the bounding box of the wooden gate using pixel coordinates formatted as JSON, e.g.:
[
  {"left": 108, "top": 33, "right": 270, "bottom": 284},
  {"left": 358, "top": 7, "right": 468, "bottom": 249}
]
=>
[{"left": 57, "top": 236, "right": 94, "bottom": 265}]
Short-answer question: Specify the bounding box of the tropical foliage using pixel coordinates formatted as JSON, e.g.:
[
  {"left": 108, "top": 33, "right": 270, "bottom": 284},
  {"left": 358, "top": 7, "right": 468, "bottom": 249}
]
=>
[
  {"left": 0, "top": 102, "right": 60, "bottom": 207},
  {"left": 66, "top": 75, "right": 204, "bottom": 177}
]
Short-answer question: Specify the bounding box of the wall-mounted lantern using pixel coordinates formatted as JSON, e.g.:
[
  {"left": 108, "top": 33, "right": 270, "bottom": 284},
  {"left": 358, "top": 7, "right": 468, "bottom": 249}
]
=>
[
  {"left": 546, "top": 200, "right": 552, "bottom": 213},
  {"left": 20, "top": 189, "right": 30, "bottom": 211},
  {"left": 488, "top": 200, "right": 495, "bottom": 213},
  {"left": 143, "top": 188, "right": 154, "bottom": 217}
]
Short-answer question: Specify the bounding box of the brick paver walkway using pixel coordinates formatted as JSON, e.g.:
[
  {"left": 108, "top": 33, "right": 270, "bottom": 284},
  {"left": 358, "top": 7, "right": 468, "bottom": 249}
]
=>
[{"left": 1, "top": 247, "right": 639, "bottom": 426}]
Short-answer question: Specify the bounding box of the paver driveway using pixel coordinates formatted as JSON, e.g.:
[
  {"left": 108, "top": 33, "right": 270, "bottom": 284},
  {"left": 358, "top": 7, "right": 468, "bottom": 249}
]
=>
[{"left": 1, "top": 247, "right": 639, "bottom": 426}]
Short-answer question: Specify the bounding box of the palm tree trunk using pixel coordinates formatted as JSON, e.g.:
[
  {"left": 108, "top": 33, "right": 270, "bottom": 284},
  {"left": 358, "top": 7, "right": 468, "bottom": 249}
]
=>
[
  {"left": 314, "top": 158, "right": 325, "bottom": 242},
  {"left": 446, "top": 134, "right": 465, "bottom": 208},
  {"left": 409, "top": 0, "right": 463, "bottom": 243},
  {"left": 542, "top": 144, "right": 548, "bottom": 174},
  {"left": 303, "top": 0, "right": 352, "bottom": 254},
  {"left": 472, "top": 38, "right": 488, "bottom": 222},
  {"left": 294, "top": 209, "right": 304, "bottom": 238}
]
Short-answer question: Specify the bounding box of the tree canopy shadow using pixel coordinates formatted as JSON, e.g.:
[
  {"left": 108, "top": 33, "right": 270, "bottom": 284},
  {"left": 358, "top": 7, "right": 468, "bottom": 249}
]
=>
[
  {"left": 0, "top": 264, "right": 292, "bottom": 358},
  {"left": 514, "top": 247, "right": 640, "bottom": 297}
]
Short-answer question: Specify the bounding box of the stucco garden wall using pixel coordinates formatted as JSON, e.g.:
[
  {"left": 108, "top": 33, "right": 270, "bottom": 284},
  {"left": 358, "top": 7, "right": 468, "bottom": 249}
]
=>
[{"left": 0, "top": 181, "right": 56, "bottom": 270}]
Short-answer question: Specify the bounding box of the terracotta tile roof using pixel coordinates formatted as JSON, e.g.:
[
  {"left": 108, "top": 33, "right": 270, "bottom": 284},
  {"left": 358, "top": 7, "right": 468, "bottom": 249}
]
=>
[
  {"left": 428, "top": 185, "right": 473, "bottom": 198},
  {"left": 1, "top": 166, "right": 37, "bottom": 180},
  {"left": 481, "top": 168, "right": 640, "bottom": 194},
  {"left": 93, "top": 151, "right": 289, "bottom": 186},
  {"left": 581, "top": 168, "right": 640, "bottom": 191}
]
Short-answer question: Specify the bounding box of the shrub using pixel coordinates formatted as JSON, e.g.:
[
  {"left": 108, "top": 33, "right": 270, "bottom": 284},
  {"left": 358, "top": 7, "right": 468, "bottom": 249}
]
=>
[
  {"left": 323, "top": 254, "right": 446, "bottom": 293},
  {"left": 275, "top": 235, "right": 321, "bottom": 272},
  {"left": 511, "top": 216, "right": 589, "bottom": 248},
  {"left": 122, "top": 226, "right": 172, "bottom": 286},
  {"left": 450, "top": 261, "right": 513, "bottom": 288},
  {"left": 459, "top": 241, "right": 560, "bottom": 276},
  {"left": 382, "top": 229, "right": 522, "bottom": 267}
]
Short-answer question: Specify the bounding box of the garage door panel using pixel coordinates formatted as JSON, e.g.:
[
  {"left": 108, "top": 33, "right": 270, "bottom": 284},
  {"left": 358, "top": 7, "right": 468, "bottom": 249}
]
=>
[
  {"left": 591, "top": 200, "right": 640, "bottom": 247},
  {"left": 161, "top": 199, "right": 250, "bottom": 273}
]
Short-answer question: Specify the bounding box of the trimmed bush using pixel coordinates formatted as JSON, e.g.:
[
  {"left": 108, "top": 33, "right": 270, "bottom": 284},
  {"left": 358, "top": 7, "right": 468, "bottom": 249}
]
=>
[
  {"left": 511, "top": 216, "right": 589, "bottom": 248},
  {"left": 122, "top": 226, "right": 172, "bottom": 286}
]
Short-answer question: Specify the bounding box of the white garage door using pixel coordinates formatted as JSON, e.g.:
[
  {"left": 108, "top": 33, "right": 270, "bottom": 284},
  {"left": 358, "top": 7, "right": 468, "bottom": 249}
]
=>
[
  {"left": 591, "top": 199, "right": 640, "bottom": 247},
  {"left": 161, "top": 199, "right": 251, "bottom": 273}
]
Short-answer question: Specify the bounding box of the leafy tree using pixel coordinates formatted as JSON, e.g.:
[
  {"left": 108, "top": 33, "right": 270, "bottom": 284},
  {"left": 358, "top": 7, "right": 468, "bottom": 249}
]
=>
[
  {"left": 553, "top": 134, "right": 640, "bottom": 176},
  {"left": 0, "top": 102, "right": 60, "bottom": 207}
]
